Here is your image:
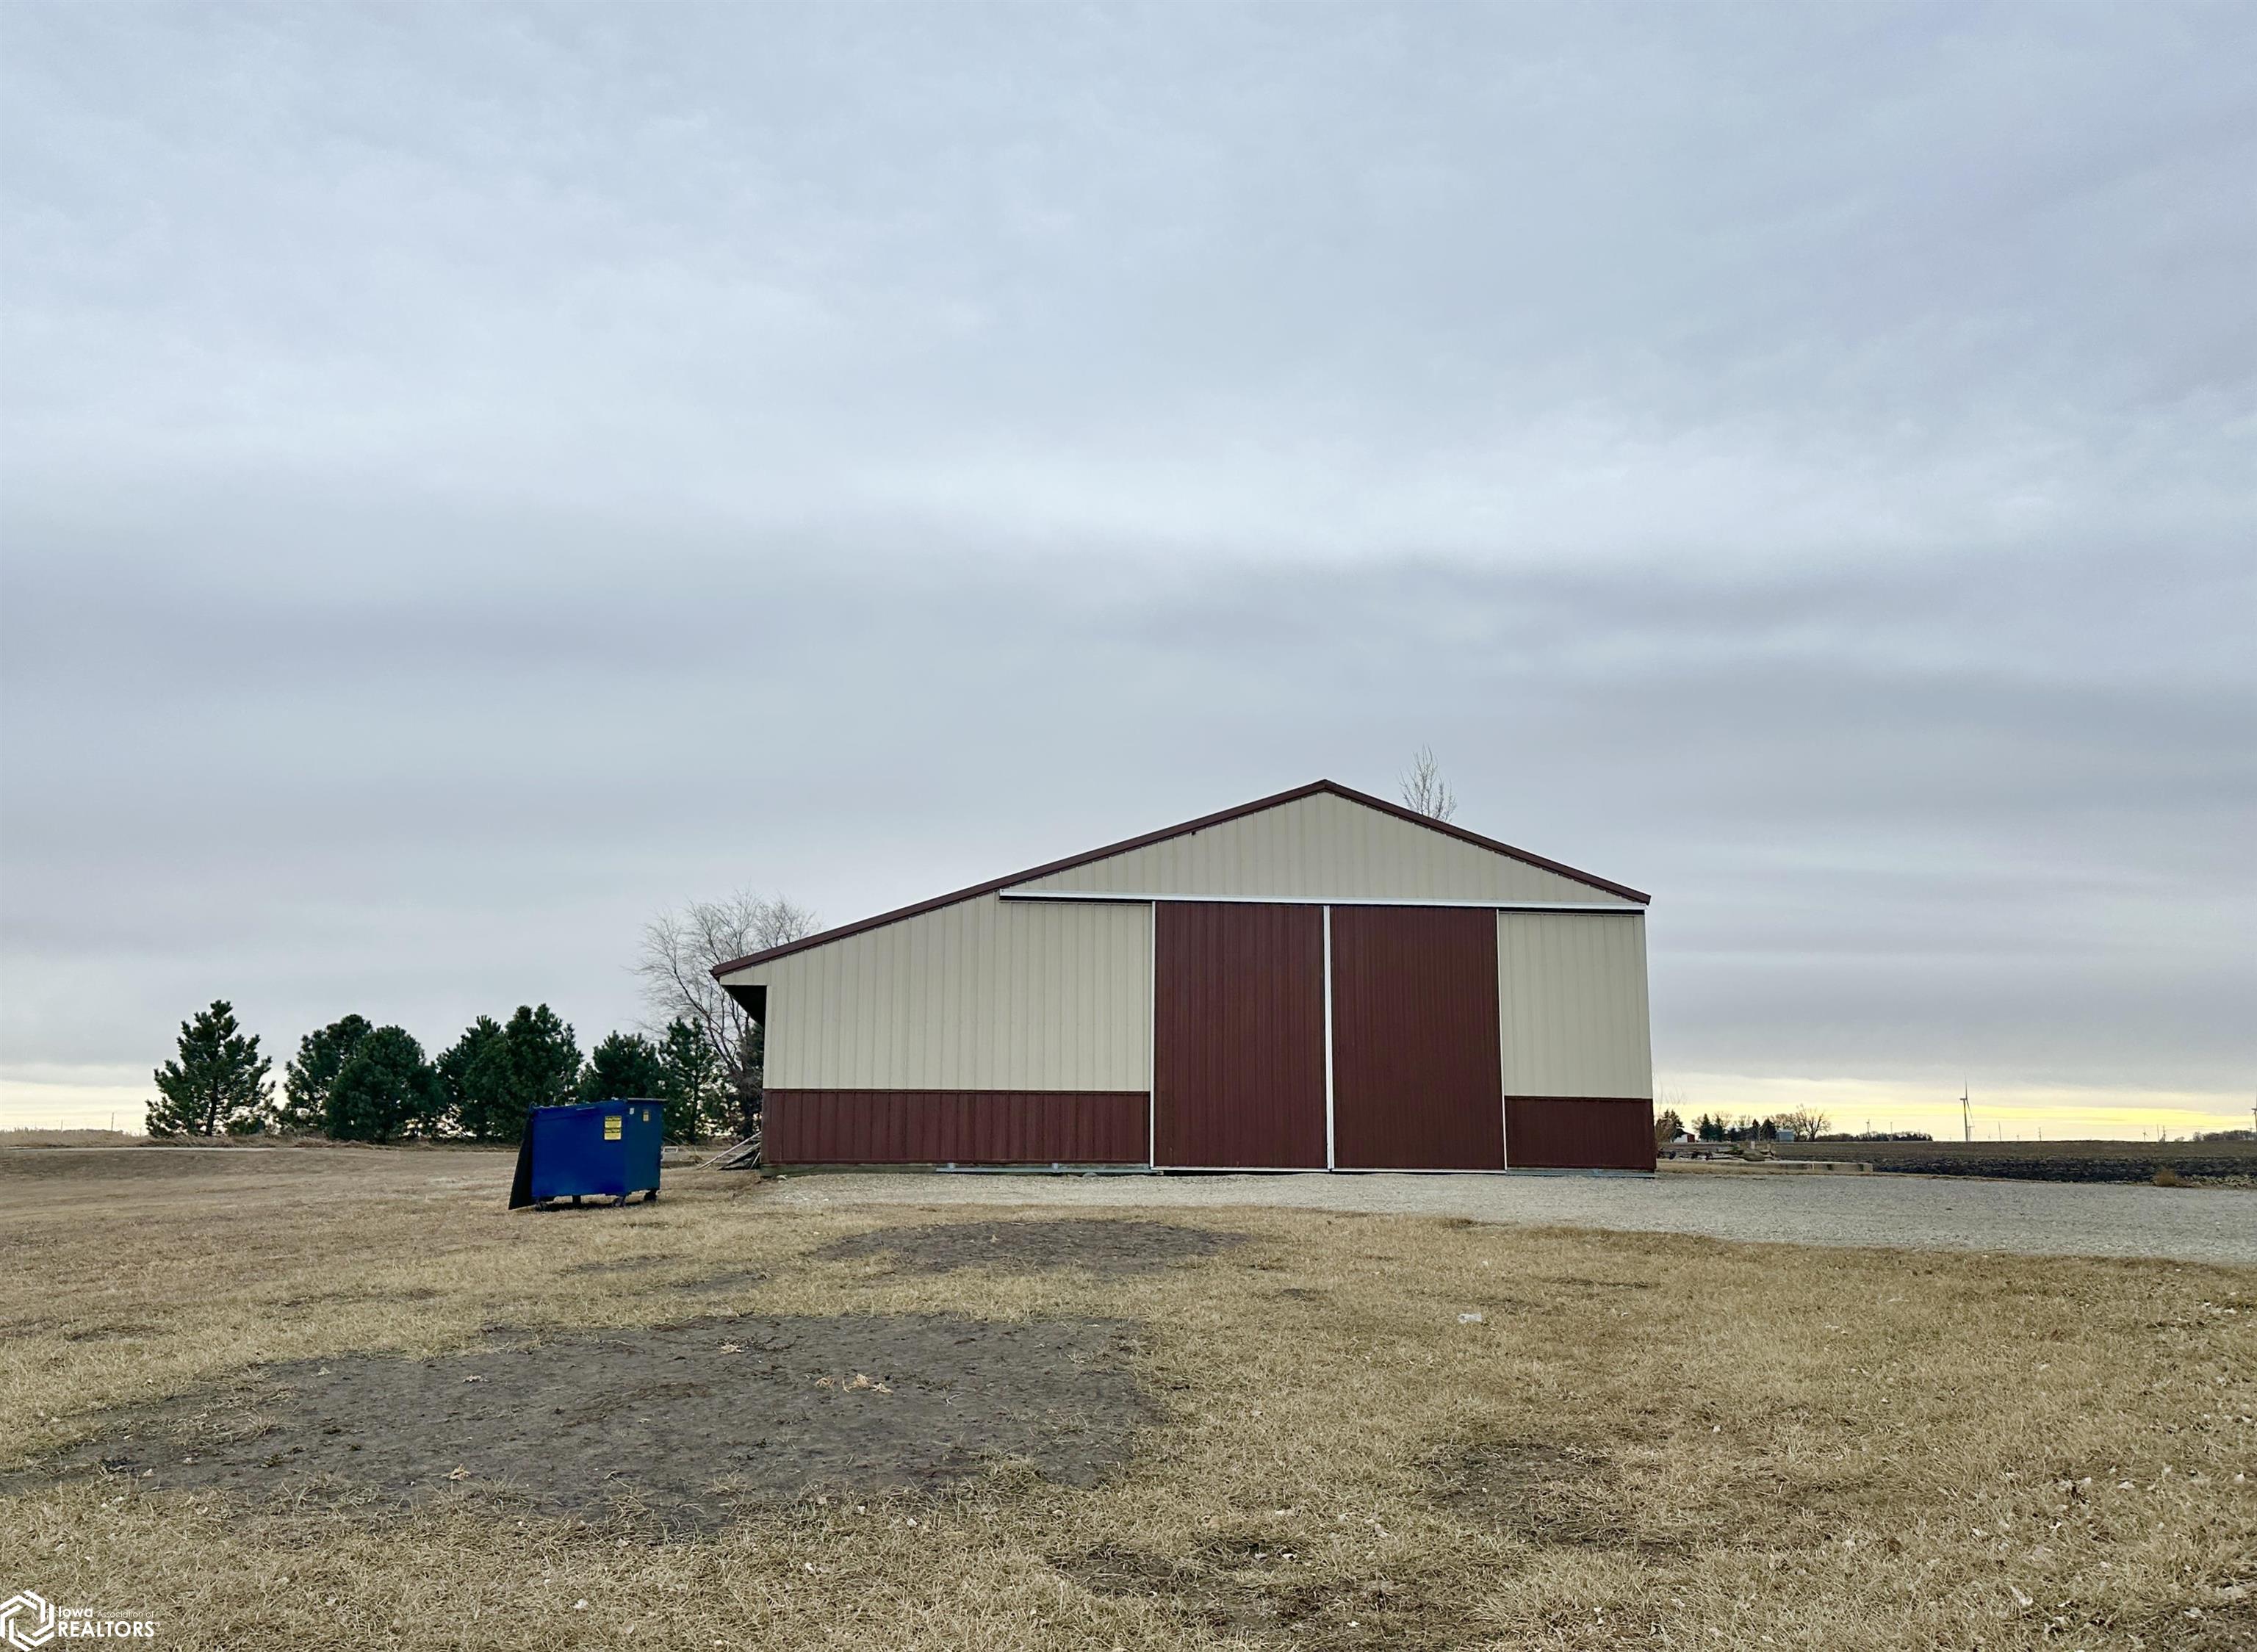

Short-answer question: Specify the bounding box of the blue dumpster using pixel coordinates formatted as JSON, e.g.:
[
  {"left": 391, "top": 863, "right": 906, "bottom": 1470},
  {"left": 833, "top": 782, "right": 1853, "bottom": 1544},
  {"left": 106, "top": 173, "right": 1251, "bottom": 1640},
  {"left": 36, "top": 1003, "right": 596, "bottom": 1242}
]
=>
[{"left": 508, "top": 1100, "right": 663, "bottom": 1209}]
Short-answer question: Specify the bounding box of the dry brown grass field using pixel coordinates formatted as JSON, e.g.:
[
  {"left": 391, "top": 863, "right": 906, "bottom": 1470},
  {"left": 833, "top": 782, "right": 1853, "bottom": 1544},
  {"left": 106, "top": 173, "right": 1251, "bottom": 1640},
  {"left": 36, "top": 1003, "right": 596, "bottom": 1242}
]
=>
[{"left": 3, "top": 1144, "right": 2252, "bottom": 1651}]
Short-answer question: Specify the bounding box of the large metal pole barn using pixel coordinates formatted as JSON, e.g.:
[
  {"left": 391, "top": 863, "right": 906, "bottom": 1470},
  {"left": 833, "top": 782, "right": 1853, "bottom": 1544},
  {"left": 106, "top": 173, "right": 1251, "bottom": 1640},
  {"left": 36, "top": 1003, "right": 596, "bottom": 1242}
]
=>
[{"left": 713, "top": 781, "right": 1655, "bottom": 1173}]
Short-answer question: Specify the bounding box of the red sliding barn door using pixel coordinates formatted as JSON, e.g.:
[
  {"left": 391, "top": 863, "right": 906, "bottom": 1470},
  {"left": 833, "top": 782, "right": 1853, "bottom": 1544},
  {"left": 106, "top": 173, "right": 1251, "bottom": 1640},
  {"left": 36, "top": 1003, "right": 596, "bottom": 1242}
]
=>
[
  {"left": 1152, "top": 901, "right": 1327, "bottom": 1169},
  {"left": 1329, "top": 905, "right": 1506, "bottom": 1171}
]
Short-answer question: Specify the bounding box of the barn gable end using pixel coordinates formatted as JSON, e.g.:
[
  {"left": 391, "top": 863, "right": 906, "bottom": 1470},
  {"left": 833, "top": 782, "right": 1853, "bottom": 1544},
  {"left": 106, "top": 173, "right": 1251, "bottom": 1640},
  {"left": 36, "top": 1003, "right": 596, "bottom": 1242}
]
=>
[{"left": 1004, "top": 787, "right": 1642, "bottom": 909}]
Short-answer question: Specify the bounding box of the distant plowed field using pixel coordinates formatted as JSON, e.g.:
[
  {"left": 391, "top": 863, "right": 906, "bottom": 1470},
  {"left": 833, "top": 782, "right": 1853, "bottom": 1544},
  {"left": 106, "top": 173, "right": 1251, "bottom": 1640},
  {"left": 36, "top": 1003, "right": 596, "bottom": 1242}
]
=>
[{"left": 1775, "top": 1138, "right": 2257, "bottom": 1186}]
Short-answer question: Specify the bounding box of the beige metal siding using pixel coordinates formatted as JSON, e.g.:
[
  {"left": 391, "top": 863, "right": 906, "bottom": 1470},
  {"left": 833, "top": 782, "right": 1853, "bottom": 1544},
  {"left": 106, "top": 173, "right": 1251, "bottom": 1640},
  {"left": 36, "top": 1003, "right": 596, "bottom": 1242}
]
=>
[
  {"left": 1497, "top": 912, "right": 1653, "bottom": 1098},
  {"left": 719, "top": 894, "right": 1151, "bottom": 1092},
  {"left": 1009, "top": 790, "right": 1638, "bottom": 906}
]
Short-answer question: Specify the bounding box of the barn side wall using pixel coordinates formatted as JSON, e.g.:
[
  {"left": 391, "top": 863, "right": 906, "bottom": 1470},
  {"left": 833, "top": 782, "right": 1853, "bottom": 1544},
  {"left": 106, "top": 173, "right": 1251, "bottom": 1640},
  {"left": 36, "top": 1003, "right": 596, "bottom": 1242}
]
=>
[
  {"left": 1009, "top": 790, "right": 1642, "bottom": 906},
  {"left": 1496, "top": 911, "right": 1654, "bottom": 1100},
  {"left": 721, "top": 892, "right": 1152, "bottom": 1092}
]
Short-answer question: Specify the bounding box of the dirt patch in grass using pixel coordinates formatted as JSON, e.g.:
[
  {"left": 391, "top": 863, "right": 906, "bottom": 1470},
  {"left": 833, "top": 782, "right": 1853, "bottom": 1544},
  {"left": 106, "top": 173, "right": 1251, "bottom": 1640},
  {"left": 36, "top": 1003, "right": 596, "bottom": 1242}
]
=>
[
  {"left": 271, "top": 1285, "right": 443, "bottom": 1310},
  {"left": 563, "top": 1255, "right": 673, "bottom": 1277},
  {"left": 1425, "top": 1438, "right": 1649, "bottom": 1548},
  {"left": 1056, "top": 1537, "right": 1472, "bottom": 1650},
  {"left": 15, "top": 1313, "right": 1152, "bottom": 1533},
  {"left": 680, "top": 1269, "right": 769, "bottom": 1294},
  {"left": 811, "top": 1216, "right": 1245, "bottom": 1276}
]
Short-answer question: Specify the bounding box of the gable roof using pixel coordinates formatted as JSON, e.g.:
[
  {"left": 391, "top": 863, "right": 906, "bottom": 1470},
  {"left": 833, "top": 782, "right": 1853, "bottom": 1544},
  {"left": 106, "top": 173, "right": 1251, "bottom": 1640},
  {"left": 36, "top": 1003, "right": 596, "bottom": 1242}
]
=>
[{"left": 710, "top": 779, "right": 1648, "bottom": 978}]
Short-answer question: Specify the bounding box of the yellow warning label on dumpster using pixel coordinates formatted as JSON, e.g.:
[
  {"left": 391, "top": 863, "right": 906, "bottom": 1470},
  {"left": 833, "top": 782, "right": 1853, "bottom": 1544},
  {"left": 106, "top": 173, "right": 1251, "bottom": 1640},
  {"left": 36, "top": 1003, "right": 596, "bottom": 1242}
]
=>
[{"left": 604, "top": 1116, "right": 622, "bottom": 1140}]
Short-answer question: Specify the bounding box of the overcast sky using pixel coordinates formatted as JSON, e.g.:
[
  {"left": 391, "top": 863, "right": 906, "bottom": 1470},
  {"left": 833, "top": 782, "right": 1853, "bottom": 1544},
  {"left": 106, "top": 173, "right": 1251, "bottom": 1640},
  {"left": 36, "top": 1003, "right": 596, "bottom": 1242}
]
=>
[{"left": 3, "top": 5, "right": 2251, "bottom": 1136}]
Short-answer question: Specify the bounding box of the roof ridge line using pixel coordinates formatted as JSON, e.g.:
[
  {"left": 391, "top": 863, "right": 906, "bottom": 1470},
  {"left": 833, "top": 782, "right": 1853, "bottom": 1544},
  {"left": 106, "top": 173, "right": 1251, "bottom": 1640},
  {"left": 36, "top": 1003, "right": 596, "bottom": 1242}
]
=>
[{"left": 710, "top": 779, "right": 1646, "bottom": 978}]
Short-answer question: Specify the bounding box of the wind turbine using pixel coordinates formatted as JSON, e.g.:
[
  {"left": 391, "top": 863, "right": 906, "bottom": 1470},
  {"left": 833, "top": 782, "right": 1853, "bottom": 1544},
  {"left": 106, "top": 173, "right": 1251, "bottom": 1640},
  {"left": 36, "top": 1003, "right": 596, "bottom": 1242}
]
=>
[{"left": 1961, "top": 1084, "right": 1971, "bottom": 1144}]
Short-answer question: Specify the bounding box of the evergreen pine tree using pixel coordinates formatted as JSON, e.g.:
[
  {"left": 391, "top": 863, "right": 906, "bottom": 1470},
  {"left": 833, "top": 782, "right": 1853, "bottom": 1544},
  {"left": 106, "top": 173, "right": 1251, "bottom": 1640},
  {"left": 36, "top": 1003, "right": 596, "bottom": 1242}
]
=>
[
  {"left": 325, "top": 1025, "right": 444, "bottom": 1144},
  {"left": 456, "top": 1005, "right": 580, "bottom": 1142},
  {"left": 148, "top": 1001, "right": 273, "bottom": 1137},
  {"left": 580, "top": 1032, "right": 668, "bottom": 1104},
  {"left": 437, "top": 1016, "right": 506, "bottom": 1139},
  {"left": 405, "top": 1050, "right": 457, "bottom": 1139},
  {"left": 279, "top": 1014, "right": 373, "bottom": 1134},
  {"left": 655, "top": 1017, "right": 727, "bottom": 1143}
]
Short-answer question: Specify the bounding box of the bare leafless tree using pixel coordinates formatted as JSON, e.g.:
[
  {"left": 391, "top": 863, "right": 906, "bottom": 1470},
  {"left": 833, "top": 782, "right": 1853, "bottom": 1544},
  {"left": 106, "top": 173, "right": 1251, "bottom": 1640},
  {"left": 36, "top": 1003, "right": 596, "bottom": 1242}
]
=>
[
  {"left": 1400, "top": 746, "right": 1458, "bottom": 821},
  {"left": 1776, "top": 1108, "right": 1833, "bottom": 1143},
  {"left": 636, "top": 891, "right": 818, "bottom": 1137}
]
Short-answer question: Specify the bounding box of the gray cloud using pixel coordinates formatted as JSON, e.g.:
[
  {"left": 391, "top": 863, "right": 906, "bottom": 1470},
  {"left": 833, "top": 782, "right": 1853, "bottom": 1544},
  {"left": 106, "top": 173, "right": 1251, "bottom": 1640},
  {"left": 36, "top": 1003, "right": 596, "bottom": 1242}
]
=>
[{"left": 3, "top": 5, "right": 2251, "bottom": 1124}]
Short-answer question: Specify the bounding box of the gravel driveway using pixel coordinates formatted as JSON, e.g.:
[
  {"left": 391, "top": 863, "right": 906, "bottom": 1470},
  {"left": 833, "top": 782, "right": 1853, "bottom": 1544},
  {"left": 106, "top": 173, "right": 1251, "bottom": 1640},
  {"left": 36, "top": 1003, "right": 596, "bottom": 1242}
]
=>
[{"left": 768, "top": 1168, "right": 2257, "bottom": 1266}]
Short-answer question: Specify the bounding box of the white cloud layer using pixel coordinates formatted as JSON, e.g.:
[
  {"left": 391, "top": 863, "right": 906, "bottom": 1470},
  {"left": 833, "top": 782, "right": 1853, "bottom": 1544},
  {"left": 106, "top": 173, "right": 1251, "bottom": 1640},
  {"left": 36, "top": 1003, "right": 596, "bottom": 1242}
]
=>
[{"left": 3, "top": 6, "right": 2251, "bottom": 1130}]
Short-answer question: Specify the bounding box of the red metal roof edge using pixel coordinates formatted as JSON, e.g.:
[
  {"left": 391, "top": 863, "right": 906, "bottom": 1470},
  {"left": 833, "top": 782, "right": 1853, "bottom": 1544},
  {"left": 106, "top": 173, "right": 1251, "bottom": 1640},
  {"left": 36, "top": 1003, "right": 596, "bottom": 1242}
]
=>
[{"left": 709, "top": 779, "right": 1649, "bottom": 979}]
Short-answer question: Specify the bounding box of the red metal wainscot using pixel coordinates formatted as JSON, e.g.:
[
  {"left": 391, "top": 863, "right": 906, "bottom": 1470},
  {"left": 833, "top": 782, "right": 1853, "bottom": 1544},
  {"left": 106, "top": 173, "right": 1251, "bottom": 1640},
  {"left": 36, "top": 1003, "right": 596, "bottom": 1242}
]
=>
[
  {"left": 1503, "top": 1097, "right": 1657, "bottom": 1172},
  {"left": 763, "top": 1090, "right": 1148, "bottom": 1165}
]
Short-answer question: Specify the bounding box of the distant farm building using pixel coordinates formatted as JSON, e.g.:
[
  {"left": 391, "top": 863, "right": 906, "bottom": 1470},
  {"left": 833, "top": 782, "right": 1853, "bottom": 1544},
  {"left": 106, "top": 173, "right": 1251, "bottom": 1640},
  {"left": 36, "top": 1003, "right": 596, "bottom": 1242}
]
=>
[{"left": 713, "top": 781, "right": 1655, "bottom": 1173}]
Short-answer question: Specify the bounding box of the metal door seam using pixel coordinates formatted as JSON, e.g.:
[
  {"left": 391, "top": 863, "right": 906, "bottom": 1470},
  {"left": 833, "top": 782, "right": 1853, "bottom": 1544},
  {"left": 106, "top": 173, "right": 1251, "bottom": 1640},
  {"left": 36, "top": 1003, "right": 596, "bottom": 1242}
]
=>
[
  {"left": 1146, "top": 900, "right": 1156, "bottom": 1169},
  {"left": 1322, "top": 903, "right": 1336, "bottom": 1172},
  {"left": 1497, "top": 913, "right": 1511, "bottom": 1169}
]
